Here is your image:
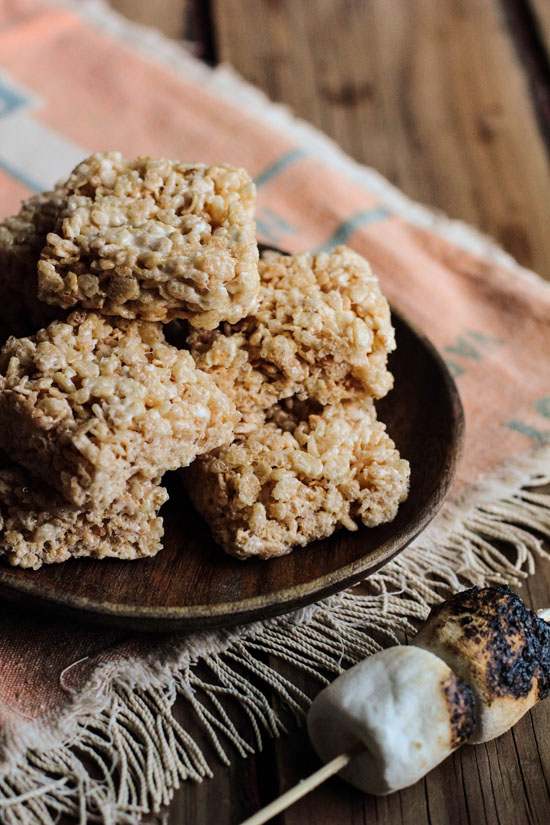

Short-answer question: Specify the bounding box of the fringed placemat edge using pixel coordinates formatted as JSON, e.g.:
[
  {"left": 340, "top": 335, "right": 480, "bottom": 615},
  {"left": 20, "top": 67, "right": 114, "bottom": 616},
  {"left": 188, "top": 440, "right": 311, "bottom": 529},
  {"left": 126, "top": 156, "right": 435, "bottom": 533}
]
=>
[{"left": 0, "top": 446, "right": 548, "bottom": 824}]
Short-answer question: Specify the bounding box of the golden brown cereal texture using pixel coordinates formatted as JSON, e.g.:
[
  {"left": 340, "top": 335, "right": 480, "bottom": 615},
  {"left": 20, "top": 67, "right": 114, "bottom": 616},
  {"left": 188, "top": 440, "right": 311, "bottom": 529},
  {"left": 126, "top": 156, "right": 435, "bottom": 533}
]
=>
[
  {"left": 183, "top": 399, "right": 410, "bottom": 559},
  {"left": 38, "top": 152, "right": 260, "bottom": 328},
  {"left": 0, "top": 452, "right": 168, "bottom": 570},
  {"left": 0, "top": 311, "right": 238, "bottom": 510},
  {"left": 0, "top": 186, "right": 67, "bottom": 341},
  {"left": 187, "top": 246, "right": 395, "bottom": 431}
]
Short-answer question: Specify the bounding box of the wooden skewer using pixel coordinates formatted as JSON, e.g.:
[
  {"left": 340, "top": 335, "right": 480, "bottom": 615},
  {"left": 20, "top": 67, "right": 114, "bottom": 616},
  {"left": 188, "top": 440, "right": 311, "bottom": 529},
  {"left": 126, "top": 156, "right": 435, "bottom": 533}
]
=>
[{"left": 238, "top": 741, "right": 365, "bottom": 825}]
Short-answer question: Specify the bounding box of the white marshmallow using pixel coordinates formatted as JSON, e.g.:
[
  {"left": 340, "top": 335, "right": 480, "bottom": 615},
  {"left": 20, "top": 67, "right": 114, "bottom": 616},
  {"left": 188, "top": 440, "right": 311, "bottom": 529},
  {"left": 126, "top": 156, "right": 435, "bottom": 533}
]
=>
[{"left": 307, "top": 646, "right": 475, "bottom": 795}]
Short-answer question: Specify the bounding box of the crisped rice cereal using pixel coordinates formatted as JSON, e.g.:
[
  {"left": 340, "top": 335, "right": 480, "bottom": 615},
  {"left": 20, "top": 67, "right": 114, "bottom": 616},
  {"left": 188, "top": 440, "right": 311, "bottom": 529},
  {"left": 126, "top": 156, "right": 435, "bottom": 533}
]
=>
[
  {"left": 0, "top": 453, "right": 168, "bottom": 569},
  {"left": 0, "top": 311, "right": 238, "bottom": 509},
  {"left": 38, "top": 152, "right": 259, "bottom": 329},
  {"left": 0, "top": 186, "right": 67, "bottom": 341},
  {"left": 183, "top": 399, "right": 410, "bottom": 559},
  {"left": 187, "top": 246, "right": 395, "bottom": 430}
]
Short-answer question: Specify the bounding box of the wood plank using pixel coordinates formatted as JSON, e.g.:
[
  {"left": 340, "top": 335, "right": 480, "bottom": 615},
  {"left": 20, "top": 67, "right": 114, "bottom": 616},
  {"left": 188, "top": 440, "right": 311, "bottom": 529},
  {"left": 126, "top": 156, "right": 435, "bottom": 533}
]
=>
[
  {"left": 140, "top": 691, "right": 283, "bottom": 825},
  {"left": 528, "top": 0, "right": 550, "bottom": 59},
  {"left": 211, "top": 0, "right": 550, "bottom": 281},
  {"left": 108, "top": 0, "right": 188, "bottom": 40},
  {"left": 146, "top": 754, "right": 262, "bottom": 825},
  {"left": 499, "top": 0, "right": 550, "bottom": 164}
]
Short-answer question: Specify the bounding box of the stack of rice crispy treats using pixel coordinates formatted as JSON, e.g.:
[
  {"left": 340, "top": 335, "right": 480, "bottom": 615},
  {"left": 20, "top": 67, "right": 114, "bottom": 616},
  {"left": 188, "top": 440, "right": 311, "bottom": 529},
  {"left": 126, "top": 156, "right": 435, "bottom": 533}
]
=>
[{"left": 0, "top": 152, "right": 409, "bottom": 569}]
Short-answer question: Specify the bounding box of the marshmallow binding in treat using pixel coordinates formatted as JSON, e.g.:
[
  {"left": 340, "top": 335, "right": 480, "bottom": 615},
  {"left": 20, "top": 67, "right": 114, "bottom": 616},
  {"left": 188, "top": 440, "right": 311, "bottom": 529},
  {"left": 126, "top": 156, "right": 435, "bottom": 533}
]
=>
[
  {"left": 307, "top": 646, "right": 475, "bottom": 795},
  {"left": 413, "top": 585, "right": 550, "bottom": 744}
]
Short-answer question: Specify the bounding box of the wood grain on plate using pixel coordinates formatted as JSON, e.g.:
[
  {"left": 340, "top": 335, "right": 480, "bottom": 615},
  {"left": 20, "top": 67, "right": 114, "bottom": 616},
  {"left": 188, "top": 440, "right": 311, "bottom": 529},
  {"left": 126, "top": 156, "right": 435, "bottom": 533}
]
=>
[{"left": 0, "top": 309, "right": 463, "bottom": 632}]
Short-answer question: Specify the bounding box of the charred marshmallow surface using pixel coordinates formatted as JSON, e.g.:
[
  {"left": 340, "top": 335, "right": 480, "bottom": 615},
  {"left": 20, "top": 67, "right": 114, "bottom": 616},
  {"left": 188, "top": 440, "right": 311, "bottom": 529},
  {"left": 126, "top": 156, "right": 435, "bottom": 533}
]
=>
[
  {"left": 414, "top": 585, "right": 550, "bottom": 743},
  {"left": 441, "top": 672, "right": 476, "bottom": 749}
]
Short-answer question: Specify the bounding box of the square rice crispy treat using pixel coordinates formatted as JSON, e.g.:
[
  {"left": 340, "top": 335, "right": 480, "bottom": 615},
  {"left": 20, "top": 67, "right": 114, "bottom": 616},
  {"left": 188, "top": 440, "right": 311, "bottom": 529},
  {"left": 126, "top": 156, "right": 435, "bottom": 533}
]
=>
[
  {"left": 187, "top": 246, "right": 395, "bottom": 432},
  {"left": 183, "top": 399, "right": 410, "bottom": 559},
  {"left": 0, "top": 312, "right": 238, "bottom": 510},
  {"left": 0, "top": 453, "right": 168, "bottom": 569},
  {"left": 38, "top": 152, "right": 260, "bottom": 329},
  {"left": 0, "top": 186, "right": 67, "bottom": 342}
]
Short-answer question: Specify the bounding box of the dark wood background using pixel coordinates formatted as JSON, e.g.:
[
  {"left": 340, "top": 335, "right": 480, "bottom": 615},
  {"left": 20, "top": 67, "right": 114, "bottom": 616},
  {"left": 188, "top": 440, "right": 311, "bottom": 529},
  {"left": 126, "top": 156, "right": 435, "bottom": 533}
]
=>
[{"left": 105, "top": 2, "right": 550, "bottom": 823}]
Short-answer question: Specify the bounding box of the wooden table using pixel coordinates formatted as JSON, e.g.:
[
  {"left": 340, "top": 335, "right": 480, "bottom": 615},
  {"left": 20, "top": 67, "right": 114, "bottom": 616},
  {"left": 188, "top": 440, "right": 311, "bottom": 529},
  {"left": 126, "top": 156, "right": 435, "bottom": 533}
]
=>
[{"left": 109, "top": 1, "right": 550, "bottom": 823}]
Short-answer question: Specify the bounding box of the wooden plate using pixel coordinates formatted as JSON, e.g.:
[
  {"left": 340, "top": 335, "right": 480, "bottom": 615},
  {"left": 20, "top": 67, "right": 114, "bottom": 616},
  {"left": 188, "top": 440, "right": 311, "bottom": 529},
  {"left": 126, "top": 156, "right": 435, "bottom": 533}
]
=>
[{"left": 0, "top": 309, "right": 463, "bottom": 632}]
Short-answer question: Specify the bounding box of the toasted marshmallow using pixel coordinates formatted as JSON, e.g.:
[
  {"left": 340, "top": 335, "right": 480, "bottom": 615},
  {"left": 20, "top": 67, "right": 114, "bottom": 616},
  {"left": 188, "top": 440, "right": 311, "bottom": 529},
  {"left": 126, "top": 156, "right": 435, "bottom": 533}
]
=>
[{"left": 413, "top": 586, "right": 550, "bottom": 743}]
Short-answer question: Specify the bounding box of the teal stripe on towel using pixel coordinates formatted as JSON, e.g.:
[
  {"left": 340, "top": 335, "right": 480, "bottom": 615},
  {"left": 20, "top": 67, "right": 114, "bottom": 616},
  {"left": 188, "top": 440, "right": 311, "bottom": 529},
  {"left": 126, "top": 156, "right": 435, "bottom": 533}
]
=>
[
  {"left": 254, "top": 148, "right": 306, "bottom": 187},
  {"left": 315, "top": 206, "right": 391, "bottom": 252}
]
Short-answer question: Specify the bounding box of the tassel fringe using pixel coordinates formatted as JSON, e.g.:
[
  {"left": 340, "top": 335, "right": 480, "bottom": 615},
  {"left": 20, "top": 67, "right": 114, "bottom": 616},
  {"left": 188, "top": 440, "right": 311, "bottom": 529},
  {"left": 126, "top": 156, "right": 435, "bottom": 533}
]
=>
[{"left": 0, "top": 448, "right": 548, "bottom": 823}]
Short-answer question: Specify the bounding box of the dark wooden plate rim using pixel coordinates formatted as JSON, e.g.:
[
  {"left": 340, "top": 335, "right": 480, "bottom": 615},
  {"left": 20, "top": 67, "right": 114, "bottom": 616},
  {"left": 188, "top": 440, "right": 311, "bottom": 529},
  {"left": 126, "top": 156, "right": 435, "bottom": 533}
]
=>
[{"left": 0, "top": 306, "right": 464, "bottom": 630}]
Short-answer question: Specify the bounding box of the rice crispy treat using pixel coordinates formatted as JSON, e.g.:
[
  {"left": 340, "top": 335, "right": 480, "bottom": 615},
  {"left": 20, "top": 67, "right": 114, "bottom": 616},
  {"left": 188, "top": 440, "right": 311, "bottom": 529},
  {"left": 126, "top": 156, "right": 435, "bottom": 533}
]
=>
[
  {"left": 183, "top": 400, "right": 410, "bottom": 559},
  {"left": 0, "top": 311, "right": 238, "bottom": 509},
  {"left": 0, "top": 186, "right": 67, "bottom": 341},
  {"left": 187, "top": 247, "right": 395, "bottom": 431},
  {"left": 0, "top": 453, "right": 168, "bottom": 569},
  {"left": 38, "top": 152, "right": 260, "bottom": 329}
]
